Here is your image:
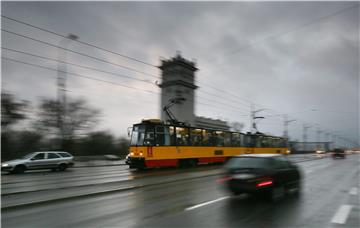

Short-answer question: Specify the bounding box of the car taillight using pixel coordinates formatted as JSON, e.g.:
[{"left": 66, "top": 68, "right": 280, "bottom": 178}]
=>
[
  {"left": 256, "top": 179, "right": 273, "bottom": 187},
  {"left": 217, "top": 176, "right": 233, "bottom": 183}
]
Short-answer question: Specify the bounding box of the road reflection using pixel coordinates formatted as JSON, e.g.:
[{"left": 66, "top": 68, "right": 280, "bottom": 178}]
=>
[{"left": 223, "top": 194, "right": 302, "bottom": 227}]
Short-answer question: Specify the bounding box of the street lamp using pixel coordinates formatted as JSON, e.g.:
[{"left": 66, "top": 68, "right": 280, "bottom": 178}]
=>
[
  {"left": 283, "top": 114, "right": 296, "bottom": 139},
  {"left": 57, "top": 33, "right": 78, "bottom": 105},
  {"left": 253, "top": 116, "right": 265, "bottom": 133},
  {"left": 56, "top": 33, "right": 78, "bottom": 150}
]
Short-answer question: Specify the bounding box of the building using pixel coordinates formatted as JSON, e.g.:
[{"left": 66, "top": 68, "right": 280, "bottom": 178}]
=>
[{"left": 158, "top": 53, "right": 230, "bottom": 130}]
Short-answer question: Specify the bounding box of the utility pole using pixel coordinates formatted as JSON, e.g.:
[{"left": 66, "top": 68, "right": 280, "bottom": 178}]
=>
[
  {"left": 316, "top": 125, "right": 323, "bottom": 149},
  {"left": 283, "top": 114, "right": 296, "bottom": 139},
  {"left": 303, "top": 124, "right": 312, "bottom": 151},
  {"left": 316, "top": 126, "right": 323, "bottom": 143},
  {"left": 57, "top": 33, "right": 78, "bottom": 149},
  {"left": 57, "top": 34, "right": 78, "bottom": 105},
  {"left": 332, "top": 134, "right": 337, "bottom": 148},
  {"left": 302, "top": 124, "right": 312, "bottom": 143},
  {"left": 250, "top": 103, "right": 265, "bottom": 133}
]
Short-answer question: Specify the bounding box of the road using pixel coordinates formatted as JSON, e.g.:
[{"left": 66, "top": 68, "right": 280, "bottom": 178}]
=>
[{"left": 2, "top": 154, "right": 359, "bottom": 227}]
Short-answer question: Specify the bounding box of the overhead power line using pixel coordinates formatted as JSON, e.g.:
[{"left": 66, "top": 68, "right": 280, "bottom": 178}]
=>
[
  {"left": 3, "top": 47, "right": 250, "bottom": 114},
  {"left": 2, "top": 56, "right": 250, "bottom": 117},
  {"left": 1, "top": 17, "right": 268, "bottom": 112},
  {"left": 2, "top": 47, "right": 155, "bottom": 85},
  {"left": 1, "top": 15, "right": 157, "bottom": 68},
  {"left": 2, "top": 57, "right": 159, "bottom": 95},
  {"left": 1, "top": 29, "right": 160, "bottom": 79}
]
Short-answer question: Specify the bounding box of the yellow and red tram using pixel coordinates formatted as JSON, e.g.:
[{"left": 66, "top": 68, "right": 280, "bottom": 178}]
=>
[{"left": 127, "top": 119, "right": 290, "bottom": 169}]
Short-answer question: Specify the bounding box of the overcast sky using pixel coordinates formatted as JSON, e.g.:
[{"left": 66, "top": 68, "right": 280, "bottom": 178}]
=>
[{"left": 1, "top": 1, "right": 359, "bottom": 146}]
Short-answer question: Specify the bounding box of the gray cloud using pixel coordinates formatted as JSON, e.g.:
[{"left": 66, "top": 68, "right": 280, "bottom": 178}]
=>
[{"left": 2, "top": 1, "right": 358, "bottom": 146}]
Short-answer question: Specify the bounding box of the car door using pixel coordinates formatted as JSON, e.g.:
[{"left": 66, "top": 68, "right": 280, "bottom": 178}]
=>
[
  {"left": 45, "top": 152, "right": 62, "bottom": 168},
  {"left": 27, "top": 153, "right": 47, "bottom": 169},
  {"left": 272, "top": 157, "right": 292, "bottom": 187}
]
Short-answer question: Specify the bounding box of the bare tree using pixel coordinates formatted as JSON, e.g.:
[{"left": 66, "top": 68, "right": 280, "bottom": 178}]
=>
[
  {"left": 230, "top": 122, "right": 245, "bottom": 132},
  {"left": 34, "top": 98, "right": 100, "bottom": 150},
  {"left": 1, "top": 92, "right": 29, "bottom": 131}
]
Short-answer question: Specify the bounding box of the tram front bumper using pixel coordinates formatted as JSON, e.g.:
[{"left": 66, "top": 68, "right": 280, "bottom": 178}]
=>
[{"left": 127, "top": 157, "right": 145, "bottom": 167}]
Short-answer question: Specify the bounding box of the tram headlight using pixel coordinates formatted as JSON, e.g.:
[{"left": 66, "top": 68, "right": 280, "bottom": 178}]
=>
[
  {"left": 139, "top": 152, "right": 143, "bottom": 156},
  {"left": 130, "top": 152, "right": 134, "bottom": 156}
]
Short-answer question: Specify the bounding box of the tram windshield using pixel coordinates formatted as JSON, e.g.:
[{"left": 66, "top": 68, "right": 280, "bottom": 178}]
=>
[
  {"left": 130, "top": 125, "right": 145, "bottom": 146},
  {"left": 130, "top": 124, "right": 173, "bottom": 146}
]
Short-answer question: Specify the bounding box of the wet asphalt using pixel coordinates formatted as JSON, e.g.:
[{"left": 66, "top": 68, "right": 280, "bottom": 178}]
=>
[{"left": 1, "top": 154, "right": 359, "bottom": 228}]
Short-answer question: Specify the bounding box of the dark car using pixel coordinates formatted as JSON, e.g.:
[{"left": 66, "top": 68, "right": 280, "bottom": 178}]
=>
[
  {"left": 332, "top": 148, "right": 345, "bottom": 159},
  {"left": 219, "top": 154, "right": 301, "bottom": 201}
]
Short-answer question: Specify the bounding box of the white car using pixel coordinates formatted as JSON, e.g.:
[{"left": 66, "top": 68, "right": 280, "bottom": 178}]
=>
[{"left": 1, "top": 151, "right": 74, "bottom": 174}]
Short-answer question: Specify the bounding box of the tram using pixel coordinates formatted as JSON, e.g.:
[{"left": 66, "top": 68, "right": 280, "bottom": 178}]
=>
[{"left": 127, "top": 119, "right": 290, "bottom": 169}]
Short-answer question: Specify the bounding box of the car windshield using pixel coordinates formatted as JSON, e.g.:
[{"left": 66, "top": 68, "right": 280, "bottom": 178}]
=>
[
  {"left": 225, "top": 157, "right": 271, "bottom": 169},
  {"left": 22, "top": 153, "right": 36, "bottom": 159}
]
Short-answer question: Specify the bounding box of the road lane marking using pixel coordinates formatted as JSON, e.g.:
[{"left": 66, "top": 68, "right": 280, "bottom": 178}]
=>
[
  {"left": 331, "top": 205, "right": 353, "bottom": 224},
  {"left": 349, "top": 187, "right": 358, "bottom": 195},
  {"left": 185, "top": 196, "right": 230, "bottom": 211}
]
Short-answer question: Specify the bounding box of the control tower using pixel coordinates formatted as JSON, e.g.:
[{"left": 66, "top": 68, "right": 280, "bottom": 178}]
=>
[
  {"left": 158, "top": 53, "right": 229, "bottom": 130},
  {"left": 158, "top": 53, "right": 198, "bottom": 125}
]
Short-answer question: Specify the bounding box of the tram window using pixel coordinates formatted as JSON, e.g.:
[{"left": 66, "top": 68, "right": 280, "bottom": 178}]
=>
[
  {"left": 164, "top": 126, "right": 174, "bottom": 146},
  {"left": 138, "top": 127, "right": 145, "bottom": 146},
  {"left": 190, "top": 128, "right": 202, "bottom": 146},
  {"left": 224, "top": 132, "right": 232, "bottom": 146},
  {"left": 255, "top": 136, "right": 262, "bottom": 147},
  {"left": 240, "top": 134, "right": 245, "bottom": 146},
  {"left": 232, "top": 133, "right": 241, "bottom": 147},
  {"left": 203, "top": 130, "right": 214, "bottom": 146},
  {"left": 130, "top": 126, "right": 139, "bottom": 146},
  {"left": 261, "top": 137, "right": 270, "bottom": 147},
  {"left": 245, "top": 135, "right": 255, "bottom": 147},
  {"left": 215, "top": 131, "right": 225, "bottom": 146},
  {"left": 131, "top": 125, "right": 146, "bottom": 146},
  {"left": 279, "top": 139, "right": 286, "bottom": 147},
  {"left": 144, "top": 125, "right": 154, "bottom": 146},
  {"left": 267, "top": 138, "right": 273, "bottom": 148},
  {"left": 272, "top": 139, "right": 279, "bottom": 147},
  {"left": 176, "top": 127, "right": 189, "bottom": 146},
  {"left": 202, "top": 130, "right": 209, "bottom": 146},
  {"left": 155, "top": 126, "right": 165, "bottom": 146}
]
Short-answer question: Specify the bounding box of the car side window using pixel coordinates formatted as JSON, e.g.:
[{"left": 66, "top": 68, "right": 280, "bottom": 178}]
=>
[
  {"left": 32, "top": 153, "right": 45, "bottom": 160},
  {"left": 47, "top": 153, "right": 60, "bottom": 159},
  {"left": 58, "top": 152, "right": 71, "bottom": 157},
  {"left": 273, "top": 157, "right": 290, "bottom": 169}
]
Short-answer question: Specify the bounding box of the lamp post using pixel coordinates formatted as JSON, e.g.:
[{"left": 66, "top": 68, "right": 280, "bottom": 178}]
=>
[
  {"left": 57, "top": 33, "right": 78, "bottom": 150},
  {"left": 57, "top": 34, "right": 78, "bottom": 105},
  {"left": 250, "top": 104, "right": 266, "bottom": 133},
  {"left": 283, "top": 114, "right": 296, "bottom": 139}
]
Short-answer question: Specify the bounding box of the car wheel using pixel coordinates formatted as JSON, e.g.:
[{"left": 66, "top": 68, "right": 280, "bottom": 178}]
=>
[
  {"left": 13, "top": 165, "right": 26, "bottom": 174},
  {"left": 58, "top": 163, "right": 67, "bottom": 171}
]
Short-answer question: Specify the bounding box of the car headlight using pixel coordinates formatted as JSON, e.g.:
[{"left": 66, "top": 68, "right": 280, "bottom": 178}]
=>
[{"left": 2, "top": 163, "right": 9, "bottom": 167}]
